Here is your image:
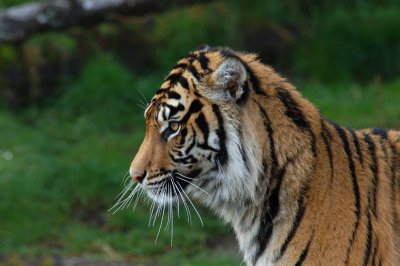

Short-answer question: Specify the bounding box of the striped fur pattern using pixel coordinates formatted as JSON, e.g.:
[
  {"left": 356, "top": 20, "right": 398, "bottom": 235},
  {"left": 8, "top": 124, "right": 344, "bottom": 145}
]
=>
[{"left": 129, "top": 46, "right": 400, "bottom": 265}]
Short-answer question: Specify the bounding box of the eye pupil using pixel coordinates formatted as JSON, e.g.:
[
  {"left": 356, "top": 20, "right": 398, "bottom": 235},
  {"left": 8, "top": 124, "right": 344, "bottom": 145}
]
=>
[{"left": 170, "top": 122, "right": 180, "bottom": 131}]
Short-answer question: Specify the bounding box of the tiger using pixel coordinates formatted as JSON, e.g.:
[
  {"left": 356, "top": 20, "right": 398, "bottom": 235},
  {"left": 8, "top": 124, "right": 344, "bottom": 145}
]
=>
[{"left": 127, "top": 45, "right": 400, "bottom": 266}]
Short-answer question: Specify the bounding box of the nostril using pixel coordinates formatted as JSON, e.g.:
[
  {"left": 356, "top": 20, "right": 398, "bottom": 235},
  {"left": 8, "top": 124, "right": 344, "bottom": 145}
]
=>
[
  {"left": 135, "top": 171, "right": 145, "bottom": 183},
  {"left": 130, "top": 169, "right": 146, "bottom": 183},
  {"left": 140, "top": 170, "right": 147, "bottom": 183}
]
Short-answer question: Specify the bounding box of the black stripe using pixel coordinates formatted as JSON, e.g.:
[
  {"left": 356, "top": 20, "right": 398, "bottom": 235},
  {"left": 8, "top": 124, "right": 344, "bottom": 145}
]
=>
[
  {"left": 254, "top": 164, "right": 287, "bottom": 264},
  {"left": 155, "top": 88, "right": 168, "bottom": 95},
  {"left": 187, "top": 65, "right": 201, "bottom": 80},
  {"left": 257, "top": 102, "right": 277, "bottom": 178},
  {"left": 334, "top": 125, "right": 361, "bottom": 263},
  {"left": 184, "top": 138, "right": 196, "bottom": 155},
  {"left": 165, "top": 73, "right": 181, "bottom": 84},
  {"left": 169, "top": 153, "right": 198, "bottom": 164},
  {"left": 370, "top": 239, "right": 377, "bottom": 266},
  {"left": 294, "top": 235, "right": 313, "bottom": 266},
  {"left": 236, "top": 80, "right": 250, "bottom": 105},
  {"left": 253, "top": 103, "right": 279, "bottom": 264},
  {"left": 165, "top": 103, "right": 185, "bottom": 118},
  {"left": 277, "top": 88, "right": 317, "bottom": 156},
  {"left": 276, "top": 182, "right": 309, "bottom": 261},
  {"left": 181, "top": 99, "right": 203, "bottom": 124},
  {"left": 195, "top": 113, "right": 219, "bottom": 152},
  {"left": 351, "top": 130, "right": 364, "bottom": 166},
  {"left": 220, "top": 48, "right": 237, "bottom": 58},
  {"left": 198, "top": 143, "right": 219, "bottom": 152},
  {"left": 364, "top": 133, "right": 378, "bottom": 217},
  {"left": 198, "top": 52, "right": 209, "bottom": 70},
  {"left": 238, "top": 126, "right": 250, "bottom": 173},
  {"left": 195, "top": 112, "right": 209, "bottom": 139},
  {"left": 179, "top": 127, "right": 188, "bottom": 145},
  {"left": 172, "top": 148, "right": 183, "bottom": 157},
  {"left": 167, "top": 91, "right": 181, "bottom": 100},
  {"left": 277, "top": 88, "right": 310, "bottom": 129},
  {"left": 372, "top": 128, "right": 388, "bottom": 139},
  {"left": 172, "top": 63, "right": 187, "bottom": 70},
  {"left": 321, "top": 121, "right": 334, "bottom": 183},
  {"left": 243, "top": 62, "right": 267, "bottom": 97},
  {"left": 212, "top": 104, "right": 227, "bottom": 165},
  {"left": 178, "top": 76, "right": 189, "bottom": 90},
  {"left": 363, "top": 212, "right": 373, "bottom": 266}
]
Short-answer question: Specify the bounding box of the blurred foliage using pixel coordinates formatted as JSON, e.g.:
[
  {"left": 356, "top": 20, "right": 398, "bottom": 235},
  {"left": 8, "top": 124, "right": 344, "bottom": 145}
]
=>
[
  {"left": 0, "top": 0, "right": 27, "bottom": 7},
  {"left": 1, "top": 0, "right": 400, "bottom": 106}
]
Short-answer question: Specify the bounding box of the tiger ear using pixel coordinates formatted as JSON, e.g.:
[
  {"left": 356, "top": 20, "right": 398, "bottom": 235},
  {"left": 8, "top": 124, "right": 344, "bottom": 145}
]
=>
[{"left": 211, "top": 57, "right": 247, "bottom": 101}]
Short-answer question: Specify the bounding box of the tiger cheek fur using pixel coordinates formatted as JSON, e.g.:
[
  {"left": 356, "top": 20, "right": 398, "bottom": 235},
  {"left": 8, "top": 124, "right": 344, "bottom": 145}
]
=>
[{"left": 129, "top": 46, "right": 400, "bottom": 266}]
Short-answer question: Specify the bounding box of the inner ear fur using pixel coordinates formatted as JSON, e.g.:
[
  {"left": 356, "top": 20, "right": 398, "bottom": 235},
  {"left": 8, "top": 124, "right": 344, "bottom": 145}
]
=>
[{"left": 211, "top": 57, "right": 247, "bottom": 100}]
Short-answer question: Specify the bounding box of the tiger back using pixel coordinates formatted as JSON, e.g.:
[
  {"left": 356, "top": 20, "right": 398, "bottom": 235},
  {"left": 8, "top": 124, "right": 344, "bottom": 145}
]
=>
[{"left": 128, "top": 45, "right": 400, "bottom": 265}]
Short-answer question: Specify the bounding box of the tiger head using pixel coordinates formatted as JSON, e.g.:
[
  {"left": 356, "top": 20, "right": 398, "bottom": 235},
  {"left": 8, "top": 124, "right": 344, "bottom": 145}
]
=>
[{"left": 130, "top": 46, "right": 267, "bottom": 211}]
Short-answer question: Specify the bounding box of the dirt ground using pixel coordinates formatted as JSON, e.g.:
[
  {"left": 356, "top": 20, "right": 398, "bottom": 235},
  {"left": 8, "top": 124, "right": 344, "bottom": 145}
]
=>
[
  {"left": 0, "top": 234, "right": 238, "bottom": 266},
  {"left": 0, "top": 255, "right": 154, "bottom": 266}
]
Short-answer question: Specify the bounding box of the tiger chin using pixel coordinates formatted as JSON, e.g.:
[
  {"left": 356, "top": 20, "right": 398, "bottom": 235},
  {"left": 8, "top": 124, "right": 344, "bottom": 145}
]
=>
[{"left": 127, "top": 45, "right": 399, "bottom": 265}]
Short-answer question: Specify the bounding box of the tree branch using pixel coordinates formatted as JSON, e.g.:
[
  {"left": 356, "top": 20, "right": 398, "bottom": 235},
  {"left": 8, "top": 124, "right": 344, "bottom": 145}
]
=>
[{"left": 0, "top": 0, "right": 213, "bottom": 44}]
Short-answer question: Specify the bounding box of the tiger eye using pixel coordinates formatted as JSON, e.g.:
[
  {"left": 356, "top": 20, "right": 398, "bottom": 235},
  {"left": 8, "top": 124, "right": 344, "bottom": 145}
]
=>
[{"left": 169, "top": 122, "right": 180, "bottom": 131}]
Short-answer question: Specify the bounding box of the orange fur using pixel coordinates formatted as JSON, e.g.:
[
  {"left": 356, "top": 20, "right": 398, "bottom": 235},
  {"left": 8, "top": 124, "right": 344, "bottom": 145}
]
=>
[{"left": 129, "top": 47, "right": 400, "bottom": 265}]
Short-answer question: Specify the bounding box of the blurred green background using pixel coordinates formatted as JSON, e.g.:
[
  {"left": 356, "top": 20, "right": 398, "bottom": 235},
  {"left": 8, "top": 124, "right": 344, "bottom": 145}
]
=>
[{"left": 0, "top": 0, "right": 399, "bottom": 265}]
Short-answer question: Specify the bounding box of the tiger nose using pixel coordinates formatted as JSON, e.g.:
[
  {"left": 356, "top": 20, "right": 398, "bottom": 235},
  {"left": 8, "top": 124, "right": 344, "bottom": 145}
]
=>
[{"left": 130, "top": 169, "right": 146, "bottom": 183}]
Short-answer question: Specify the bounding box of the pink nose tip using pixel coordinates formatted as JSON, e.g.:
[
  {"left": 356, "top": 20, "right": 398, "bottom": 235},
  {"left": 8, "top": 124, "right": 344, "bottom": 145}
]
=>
[{"left": 130, "top": 169, "right": 145, "bottom": 183}]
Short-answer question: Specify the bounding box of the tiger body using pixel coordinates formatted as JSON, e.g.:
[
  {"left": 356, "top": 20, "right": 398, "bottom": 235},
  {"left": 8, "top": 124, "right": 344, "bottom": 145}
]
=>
[{"left": 129, "top": 46, "right": 400, "bottom": 265}]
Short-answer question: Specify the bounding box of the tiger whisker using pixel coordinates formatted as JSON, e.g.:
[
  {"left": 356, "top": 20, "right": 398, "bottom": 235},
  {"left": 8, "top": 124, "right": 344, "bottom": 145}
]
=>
[
  {"left": 155, "top": 192, "right": 166, "bottom": 244},
  {"left": 164, "top": 184, "right": 171, "bottom": 232},
  {"left": 175, "top": 180, "right": 203, "bottom": 226},
  {"left": 148, "top": 198, "right": 157, "bottom": 227},
  {"left": 170, "top": 178, "right": 181, "bottom": 219},
  {"left": 122, "top": 175, "right": 132, "bottom": 188},
  {"left": 109, "top": 181, "right": 137, "bottom": 213},
  {"left": 170, "top": 173, "right": 191, "bottom": 223},
  {"left": 132, "top": 187, "right": 144, "bottom": 212},
  {"left": 169, "top": 183, "right": 174, "bottom": 246},
  {"left": 151, "top": 181, "right": 166, "bottom": 226},
  {"left": 136, "top": 88, "right": 149, "bottom": 107},
  {"left": 137, "top": 98, "right": 147, "bottom": 108},
  {"left": 136, "top": 103, "right": 147, "bottom": 110},
  {"left": 174, "top": 172, "right": 195, "bottom": 180},
  {"left": 152, "top": 201, "right": 162, "bottom": 227},
  {"left": 113, "top": 180, "right": 134, "bottom": 201},
  {"left": 118, "top": 184, "right": 142, "bottom": 212},
  {"left": 174, "top": 174, "right": 210, "bottom": 196},
  {"left": 120, "top": 170, "right": 130, "bottom": 185}
]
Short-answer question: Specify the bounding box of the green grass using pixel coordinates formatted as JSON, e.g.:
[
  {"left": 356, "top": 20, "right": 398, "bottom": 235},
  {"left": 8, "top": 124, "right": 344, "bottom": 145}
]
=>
[{"left": 1, "top": 55, "right": 399, "bottom": 265}]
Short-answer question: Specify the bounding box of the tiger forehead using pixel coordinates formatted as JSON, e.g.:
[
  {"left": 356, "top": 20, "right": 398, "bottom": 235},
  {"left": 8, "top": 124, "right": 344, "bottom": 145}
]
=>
[
  {"left": 146, "top": 48, "right": 242, "bottom": 120},
  {"left": 155, "top": 50, "right": 225, "bottom": 95}
]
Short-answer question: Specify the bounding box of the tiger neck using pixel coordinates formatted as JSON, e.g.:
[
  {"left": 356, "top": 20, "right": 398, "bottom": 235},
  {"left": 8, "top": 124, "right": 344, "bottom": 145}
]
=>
[
  {"left": 215, "top": 88, "right": 321, "bottom": 265},
  {"left": 224, "top": 145, "right": 317, "bottom": 266}
]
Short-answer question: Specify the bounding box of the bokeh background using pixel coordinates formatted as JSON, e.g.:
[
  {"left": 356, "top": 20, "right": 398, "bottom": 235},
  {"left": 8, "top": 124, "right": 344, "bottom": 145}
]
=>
[{"left": 1, "top": 0, "right": 399, "bottom": 265}]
